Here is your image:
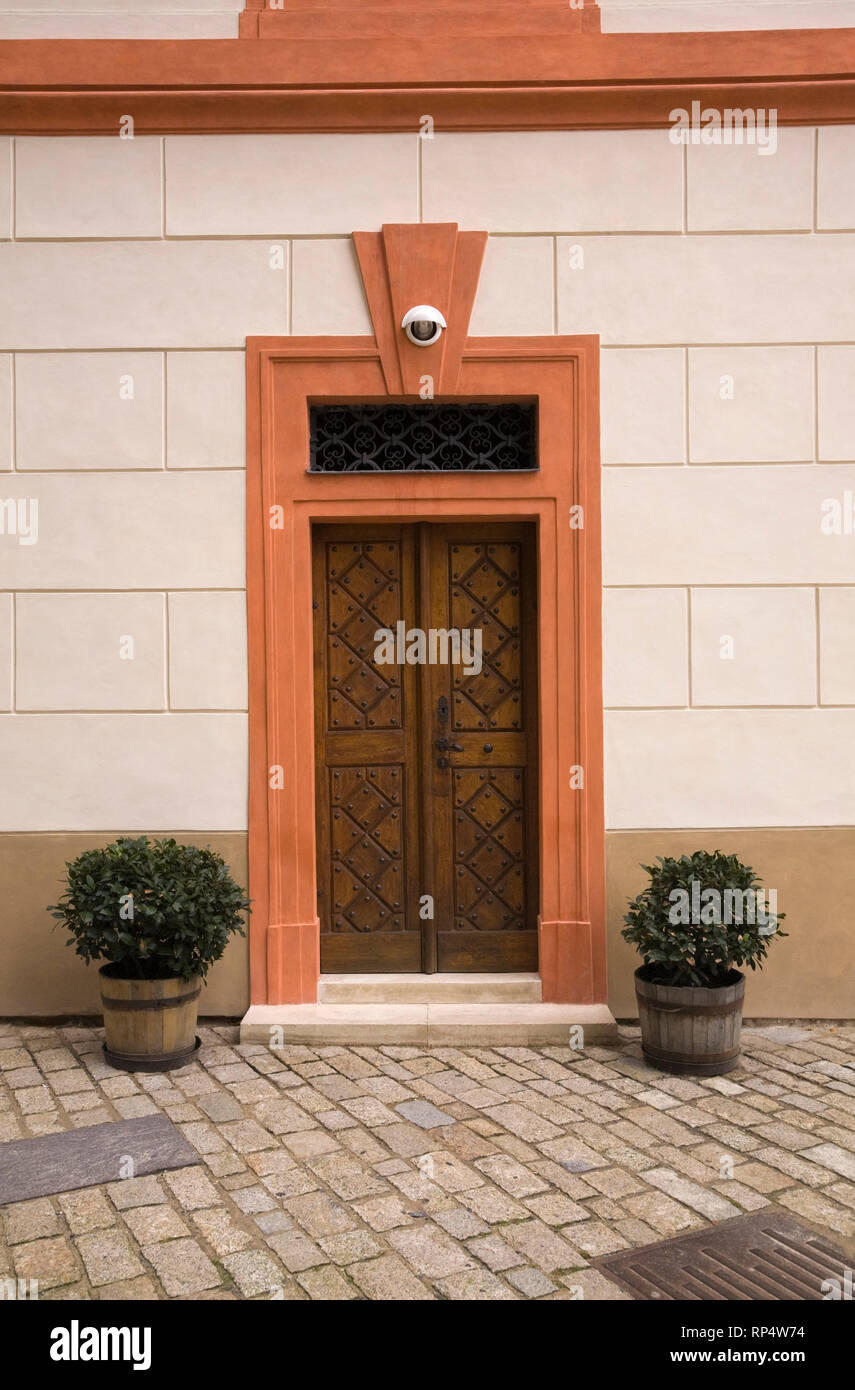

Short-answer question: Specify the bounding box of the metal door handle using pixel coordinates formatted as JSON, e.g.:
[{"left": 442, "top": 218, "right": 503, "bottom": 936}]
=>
[{"left": 435, "top": 738, "right": 463, "bottom": 752}]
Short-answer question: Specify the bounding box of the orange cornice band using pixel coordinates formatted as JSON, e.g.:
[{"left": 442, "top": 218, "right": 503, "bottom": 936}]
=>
[{"left": 1, "top": 30, "right": 855, "bottom": 133}]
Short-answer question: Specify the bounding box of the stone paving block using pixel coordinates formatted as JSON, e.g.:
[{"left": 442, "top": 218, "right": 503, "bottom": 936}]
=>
[
  {"left": 196, "top": 1092, "right": 244, "bottom": 1123},
  {"left": 416, "top": 1150, "right": 482, "bottom": 1194},
  {"left": 712, "top": 1180, "right": 770, "bottom": 1211},
  {"left": 775, "top": 1187, "right": 855, "bottom": 1237},
  {"left": 12, "top": 1236, "right": 81, "bottom": 1289},
  {"left": 432, "top": 1207, "right": 490, "bottom": 1239},
  {"left": 77, "top": 1229, "right": 144, "bottom": 1286},
  {"left": 122, "top": 1205, "right": 190, "bottom": 1244},
  {"left": 351, "top": 1194, "right": 418, "bottom": 1232},
  {"left": 754, "top": 1145, "right": 840, "bottom": 1187},
  {"left": 252, "top": 1210, "right": 293, "bottom": 1235},
  {"left": 539, "top": 1135, "right": 608, "bottom": 1169},
  {"left": 230, "top": 1185, "right": 279, "bottom": 1215},
  {"left": 228, "top": 1079, "right": 280, "bottom": 1105},
  {"left": 15, "top": 1086, "right": 56, "bottom": 1115},
  {"left": 285, "top": 1191, "right": 358, "bottom": 1238},
  {"left": 192, "top": 1207, "right": 255, "bottom": 1255},
  {"left": 57, "top": 1189, "right": 116, "bottom": 1235},
  {"left": 163, "top": 1167, "right": 220, "bottom": 1211},
  {"left": 752, "top": 1121, "right": 824, "bottom": 1150},
  {"left": 253, "top": 1097, "right": 318, "bottom": 1135},
  {"left": 306, "top": 1152, "right": 387, "bottom": 1201},
  {"left": 3, "top": 1197, "right": 61, "bottom": 1244},
  {"left": 106, "top": 1176, "right": 168, "bottom": 1210},
  {"left": 506, "top": 1266, "right": 557, "bottom": 1297},
  {"left": 261, "top": 1168, "right": 320, "bottom": 1199},
  {"left": 438, "top": 1267, "right": 518, "bottom": 1300},
  {"left": 266, "top": 1228, "right": 327, "bottom": 1272},
  {"left": 503, "top": 1219, "right": 587, "bottom": 1273},
  {"left": 6, "top": 1068, "right": 44, "bottom": 1089},
  {"left": 827, "top": 1181, "right": 855, "bottom": 1211},
  {"left": 94, "top": 1276, "right": 160, "bottom": 1301},
  {"left": 143, "top": 1238, "right": 222, "bottom": 1295},
  {"left": 315, "top": 1110, "right": 356, "bottom": 1131},
  {"left": 569, "top": 1220, "right": 631, "bottom": 1256},
  {"left": 222, "top": 1249, "right": 286, "bottom": 1296},
  {"left": 338, "top": 1127, "right": 390, "bottom": 1164},
  {"left": 578, "top": 1167, "right": 645, "bottom": 1198},
  {"left": 524, "top": 1191, "right": 589, "bottom": 1226},
  {"left": 623, "top": 1190, "right": 705, "bottom": 1236},
  {"left": 462, "top": 1184, "right": 530, "bottom": 1223},
  {"left": 204, "top": 1150, "right": 247, "bottom": 1179},
  {"left": 296, "top": 1264, "right": 360, "bottom": 1300},
  {"left": 283, "top": 1130, "right": 342, "bottom": 1160},
  {"left": 319, "top": 1230, "right": 385, "bottom": 1264},
  {"left": 394, "top": 1099, "right": 456, "bottom": 1129},
  {"left": 733, "top": 1161, "right": 797, "bottom": 1193},
  {"left": 361, "top": 1077, "right": 415, "bottom": 1104},
  {"left": 348, "top": 1254, "right": 435, "bottom": 1301},
  {"left": 465, "top": 1231, "right": 525, "bottom": 1271},
  {"left": 245, "top": 1150, "right": 296, "bottom": 1177},
  {"left": 114, "top": 1097, "right": 160, "bottom": 1119},
  {"left": 483, "top": 1103, "right": 563, "bottom": 1142},
  {"left": 387, "top": 1222, "right": 476, "bottom": 1278},
  {"left": 701, "top": 1122, "right": 762, "bottom": 1153},
  {"left": 473, "top": 1154, "right": 550, "bottom": 1197},
  {"left": 562, "top": 1268, "right": 633, "bottom": 1300},
  {"left": 211, "top": 1063, "right": 258, "bottom": 1084},
  {"left": 799, "top": 1143, "right": 855, "bottom": 1179}
]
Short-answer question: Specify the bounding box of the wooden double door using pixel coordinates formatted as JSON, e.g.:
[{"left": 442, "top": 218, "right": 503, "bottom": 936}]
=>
[{"left": 313, "top": 522, "right": 539, "bottom": 973}]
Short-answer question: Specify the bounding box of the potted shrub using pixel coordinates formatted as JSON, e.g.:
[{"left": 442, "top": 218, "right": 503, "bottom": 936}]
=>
[
  {"left": 622, "top": 850, "right": 786, "bottom": 1076},
  {"left": 50, "top": 836, "right": 250, "bottom": 1072}
]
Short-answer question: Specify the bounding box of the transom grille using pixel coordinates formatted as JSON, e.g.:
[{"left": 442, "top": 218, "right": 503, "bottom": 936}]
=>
[{"left": 309, "top": 402, "right": 537, "bottom": 473}]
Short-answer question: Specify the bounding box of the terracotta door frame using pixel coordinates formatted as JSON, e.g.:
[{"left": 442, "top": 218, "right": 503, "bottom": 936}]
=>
[{"left": 246, "top": 333, "right": 605, "bottom": 1007}]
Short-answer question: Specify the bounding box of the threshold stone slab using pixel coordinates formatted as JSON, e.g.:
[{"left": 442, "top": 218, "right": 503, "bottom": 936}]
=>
[
  {"left": 0, "top": 1115, "right": 198, "bottom": 1206},
  {"left": 240, "top": 1002, "right": 617, "bottom": 1046}
]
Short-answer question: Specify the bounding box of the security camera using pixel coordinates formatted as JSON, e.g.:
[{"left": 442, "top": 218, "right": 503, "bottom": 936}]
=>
[{"left": 401, "top": 305, "right": 447, "bottom": 347}]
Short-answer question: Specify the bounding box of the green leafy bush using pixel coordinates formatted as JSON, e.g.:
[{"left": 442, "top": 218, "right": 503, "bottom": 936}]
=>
[
  {"left": 622, "top": 850, "right": 786, "bottom": 988},
  {"left": 50, "top": 836, "right": 250, "bottom": 982}
]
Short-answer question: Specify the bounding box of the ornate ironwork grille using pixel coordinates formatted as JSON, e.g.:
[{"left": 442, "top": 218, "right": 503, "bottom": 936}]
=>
[{"left": 309, "top": 402, "right": 537, "bottom": 473}]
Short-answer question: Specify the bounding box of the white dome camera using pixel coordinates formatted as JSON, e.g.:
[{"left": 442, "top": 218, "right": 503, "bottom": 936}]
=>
[{"left": 401, "top": 304, "right": 447, "bottom": 347}]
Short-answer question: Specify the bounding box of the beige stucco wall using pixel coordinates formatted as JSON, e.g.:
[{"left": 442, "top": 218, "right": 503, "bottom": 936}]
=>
[
  {"left": 0, "top": 1, "right": 240, "bottom": 39},
  {"left": 0, "top": 128, "right": 854, "bottom": 1015}
]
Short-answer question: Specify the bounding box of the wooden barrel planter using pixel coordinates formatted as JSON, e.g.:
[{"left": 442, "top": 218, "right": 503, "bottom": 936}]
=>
[
  {"left": 634, "top": 966, "right": 745, "bottom": 1076},
  {"left": 100, "top": 966, "right": 202, "bottom": 1072}
]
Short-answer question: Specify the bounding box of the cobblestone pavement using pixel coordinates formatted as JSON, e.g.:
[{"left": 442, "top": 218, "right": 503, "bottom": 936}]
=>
[{"left": 1, "top": 1021, "right": 854, "bottom": 1301}]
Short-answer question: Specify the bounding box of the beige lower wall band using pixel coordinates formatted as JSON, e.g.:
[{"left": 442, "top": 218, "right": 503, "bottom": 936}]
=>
[{"left": 1, "top": 828, "right": 852, "bottom": 1019}]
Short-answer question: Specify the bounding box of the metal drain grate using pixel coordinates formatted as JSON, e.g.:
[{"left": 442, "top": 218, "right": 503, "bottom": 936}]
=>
[{"left": 597, "top": 1211, "right": 853, "bottom": 1300}]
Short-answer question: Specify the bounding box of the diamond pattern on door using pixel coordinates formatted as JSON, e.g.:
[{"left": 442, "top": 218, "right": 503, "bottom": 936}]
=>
[
  {"left": 327, "top": 541, "right": 403, "bottom": 731},
  {"left": 449, "top": 543, "right": 523, "bottom": 731},
  {"left": 330, "top": 766, "right": 405, "bottom": 933},
  {"left": 453, "top": 767, "right": 526, "bottom": 933}
]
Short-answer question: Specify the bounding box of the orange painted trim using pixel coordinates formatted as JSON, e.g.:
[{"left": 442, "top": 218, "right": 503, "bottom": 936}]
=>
[
  {"left": 1, "top": 31, "right": 855, "bottom": 133},
  {"left": 353, "top": 225, "right": 486, "bottom": 396},
  {"left": 246, "top": 244, "right": 605, "bottom": 1004},
  {"left": 245, "top": 6, "right": 600, "bottom": 42}
]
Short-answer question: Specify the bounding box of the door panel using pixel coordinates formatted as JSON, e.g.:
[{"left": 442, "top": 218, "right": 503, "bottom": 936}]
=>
[
  {"left": 313, "top": 522, "right": 538, "bottom": 973},
  {"left": 425, "top": 526, "right": 539, "bottom": 972},
  {"left": 313, "top": 528, "right": 422, "bottom": 971}
]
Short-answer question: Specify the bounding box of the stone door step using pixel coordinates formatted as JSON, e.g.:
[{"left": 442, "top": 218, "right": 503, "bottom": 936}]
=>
[
  {"left": 317, "top": 972, "right": 542, "bottom": 1004},
  {"left": 240, "top": 1002, "right": 617, "bottom": 1046}
]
